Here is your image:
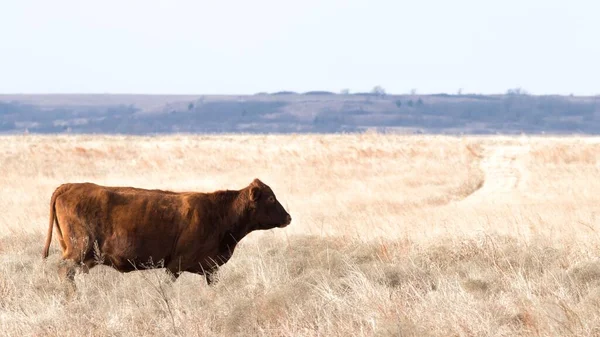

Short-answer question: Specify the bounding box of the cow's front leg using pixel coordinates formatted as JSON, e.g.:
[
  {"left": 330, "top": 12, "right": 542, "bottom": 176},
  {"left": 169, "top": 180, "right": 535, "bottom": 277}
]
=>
[
  {"left": 165, "top": 259, "right": 184, "bottom": 282},
  {"left": 165, "top": 268, "right": 180, "bottom": 282}
]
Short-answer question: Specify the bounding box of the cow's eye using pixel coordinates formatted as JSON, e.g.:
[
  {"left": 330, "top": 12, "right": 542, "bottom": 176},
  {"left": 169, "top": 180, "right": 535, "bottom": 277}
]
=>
[{"left": 268, "top": 196, "right": 275, "bottom": 203}]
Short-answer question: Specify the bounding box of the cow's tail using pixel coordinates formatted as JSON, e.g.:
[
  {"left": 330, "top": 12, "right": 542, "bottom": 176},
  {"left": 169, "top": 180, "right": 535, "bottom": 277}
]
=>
[{"left": 42, "top": 184, "right": 68, "bottom": 259}]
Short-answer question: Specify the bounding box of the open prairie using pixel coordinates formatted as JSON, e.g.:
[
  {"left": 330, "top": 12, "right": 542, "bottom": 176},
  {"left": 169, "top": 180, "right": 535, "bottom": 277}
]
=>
[{"left": 1, "top": 133, "right": 600, "bottom": 336}]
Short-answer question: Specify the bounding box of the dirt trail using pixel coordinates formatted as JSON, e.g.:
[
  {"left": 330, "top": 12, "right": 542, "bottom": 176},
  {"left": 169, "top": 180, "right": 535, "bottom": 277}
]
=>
[{"left": 462, "top": 143, "right": 530, "bottom": 203}]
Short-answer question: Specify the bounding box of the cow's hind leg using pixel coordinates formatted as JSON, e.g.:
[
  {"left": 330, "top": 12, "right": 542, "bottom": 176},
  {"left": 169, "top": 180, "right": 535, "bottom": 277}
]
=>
[
  {"left": 57, "top": 259, "right": 78, "bottom": 282},
  {"left": 57, "top": 232, "right": 94, "bottom": 293},
  {"left": 57, "top": 258, "right": 78, "bottom": 297},
  {"left": 81, "top": 255, "right": 99, "bottom": 274},
  {"left": 57, "top": 244, "right": 81, "bottom": 286},
  {"left": 57, "top": 256, "right": 98, "bottom": 298}
]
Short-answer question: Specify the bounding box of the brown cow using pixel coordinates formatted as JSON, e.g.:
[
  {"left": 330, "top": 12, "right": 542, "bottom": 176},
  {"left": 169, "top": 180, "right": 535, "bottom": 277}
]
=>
[{"left": 42, "top": 178, "right": 291, "bottom": 288}]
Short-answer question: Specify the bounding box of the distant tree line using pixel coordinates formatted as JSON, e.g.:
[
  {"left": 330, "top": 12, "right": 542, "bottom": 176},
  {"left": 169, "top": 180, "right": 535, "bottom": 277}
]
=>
[{"left": 1, "top": 91, "right": 599, "bottom": 135}]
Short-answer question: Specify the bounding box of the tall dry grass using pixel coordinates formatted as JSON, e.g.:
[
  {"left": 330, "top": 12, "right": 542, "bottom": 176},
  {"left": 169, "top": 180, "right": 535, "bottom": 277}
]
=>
[{"left": 1, "top": 133, "right": 600, "bottom": 336}]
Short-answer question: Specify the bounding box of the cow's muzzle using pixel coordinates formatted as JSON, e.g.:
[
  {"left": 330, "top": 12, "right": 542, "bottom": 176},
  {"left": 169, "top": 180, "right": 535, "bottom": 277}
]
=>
[{"left": 279, "top": 214, "right": 292, "bottom": 228}]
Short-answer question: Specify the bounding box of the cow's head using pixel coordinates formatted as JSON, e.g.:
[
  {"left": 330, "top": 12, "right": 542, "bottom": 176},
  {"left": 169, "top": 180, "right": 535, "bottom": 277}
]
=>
[{"left": 247, "top": 178, "right": 291, "bottom": 230}]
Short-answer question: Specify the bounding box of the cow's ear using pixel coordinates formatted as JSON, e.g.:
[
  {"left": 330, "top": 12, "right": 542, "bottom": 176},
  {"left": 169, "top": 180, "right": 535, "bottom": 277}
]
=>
[{"left": 249, "top": 186, "right": 261, "bottom": 201}]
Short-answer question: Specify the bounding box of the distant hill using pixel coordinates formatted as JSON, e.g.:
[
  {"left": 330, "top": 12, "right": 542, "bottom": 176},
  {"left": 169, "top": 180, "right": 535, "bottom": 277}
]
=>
[{"left": 0, "top": 93, "right": 599, "bottom": 135}]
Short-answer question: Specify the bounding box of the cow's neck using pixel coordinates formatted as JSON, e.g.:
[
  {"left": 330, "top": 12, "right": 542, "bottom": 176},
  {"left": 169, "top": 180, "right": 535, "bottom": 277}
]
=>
[{"left": 211, "top": 189, "right": 257, "bottom": 245}]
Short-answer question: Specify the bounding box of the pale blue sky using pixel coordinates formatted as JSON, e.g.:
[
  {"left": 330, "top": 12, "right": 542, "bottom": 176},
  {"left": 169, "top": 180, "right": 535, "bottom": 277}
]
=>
[{"left": 1, "top": 0, "right": 598, "bottom": 95}]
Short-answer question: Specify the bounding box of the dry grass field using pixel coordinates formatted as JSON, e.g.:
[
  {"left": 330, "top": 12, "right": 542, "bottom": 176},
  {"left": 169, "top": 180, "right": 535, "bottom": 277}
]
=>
[{"left": 2, "top": 133, "right": 600, "bottom": 336}]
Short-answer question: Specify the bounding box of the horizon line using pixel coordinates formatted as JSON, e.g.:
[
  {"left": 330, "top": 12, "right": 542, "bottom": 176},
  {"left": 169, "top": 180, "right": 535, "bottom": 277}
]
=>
[{"left": 1, "top": 91, "right": 599, "bottom": 97}]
